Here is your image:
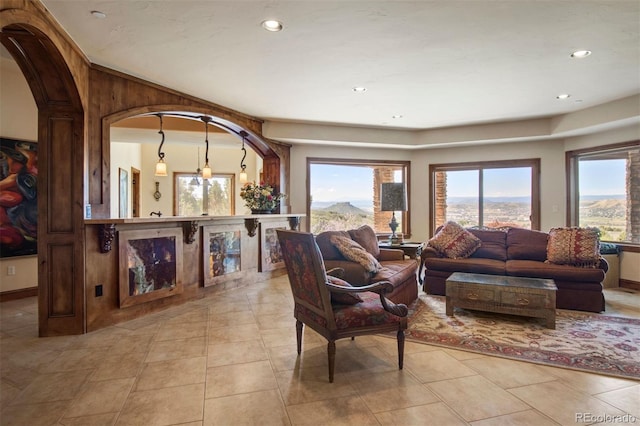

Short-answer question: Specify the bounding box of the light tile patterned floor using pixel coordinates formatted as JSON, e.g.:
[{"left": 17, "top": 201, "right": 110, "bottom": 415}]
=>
[{"left": 1, "top": 277, "right": 638, "bottom": 425}]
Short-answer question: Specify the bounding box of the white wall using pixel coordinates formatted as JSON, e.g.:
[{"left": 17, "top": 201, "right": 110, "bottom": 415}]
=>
[
  {"left": 110, "top": 142, "right": 142, "bottom": 218},
  {"left": 0, "top": 56, "right": 38, "bottom": 292}
]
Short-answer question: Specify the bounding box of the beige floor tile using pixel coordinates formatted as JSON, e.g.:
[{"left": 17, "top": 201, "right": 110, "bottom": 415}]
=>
[
  {"left": 40, "top": 348, "right": 104, "bottom": 373},
  {"left": 153, "top": 321, "right": 208, "bottom": 342},
  {"left": 90, "top": 351, "right": 146, "bottom": 381},
  {"left": 205, "top": 300, "right": 252, "bottom": 315},
  {"left": 63, "top": 377, "right": 134, "bottom": 418},
  {"left": 377, "top": 335, "right": 440, "bottom": 355},
  {"left": 0, "top": 400, "right": 70, "bottom": 426},
  {"left": 267, "top": 343, "right": 328, "bottom": 373},
  {"left": 260, "top": 326, "right": 324, "bottom": 349},
  {"left": 208, "top": 323, "right": 262, "bottom": 343},
  {"left": 375, "top": 401, "right": 468, "bottom": 426},
  {"left": 116, "top": 383, "right": 204, "bottom": 425},
  {"left": 9, "top": 369, "right": 93, "bottom": 405},
  {"left": 405, "top": 349, "right": 479, "bottom": 382},
  {"left": 255, "top": 312, "right": 296, "bottom": 330},
  {"left": 134, "top": 356, "right": 206, "bottom": 391},
  {"left": 347, "top": 370, "right": 439, "bottom": 413},
  {"left": 276, "top": 366, "right": 358, "bottom": 405},
  {"left": 208, "top": 310, "right": 257, "bottom": 328},
  {"left": 442, "top": 347, "right": 490, "bottom": 360},
  {"left": 203, "top": 389, "right": 290, "bottom": 425},
  {"left": 207, "top": 339, "right": 268, "bottom": 367},
  {"left": 545, "top": 366, "right": 640, "bottom": 395},
  {"left": 107, "top": 334, "right": 153, "bottom": 355},
  {"left": 429, "top": 375, "right": 530, "bottom": 422},
  {"left": 595, "top": 384, "right": 640, "bottom": 418},
  {"left": 286, "top": 395, "right": 379, "bottom": 426},
  {"left": 470, "top": 409, "right": 559, "bottom": 426},
  {"left": 164, "top": 306, "right": 209, "bottom": 324},
  {"left": 462, "top": 356, "right": 556, "bottom": 388},
  {"left": 0, "top": 379, "right": 21, "bottom": 407},
  {"left": 58, "top": 412, "right": 118, "bottom": 425},
  {"left": 205, "top": 360, "right": 277, "bottom": 398},
  {"left": 509, "top": 380, "right": 626, "bottom": 425},
  {"left": 144, "top": 336, "right": 206, "bottom": 363}
]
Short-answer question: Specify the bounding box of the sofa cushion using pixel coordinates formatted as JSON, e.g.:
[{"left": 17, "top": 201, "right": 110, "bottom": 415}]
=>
[
  {"left": 506, "top": 259, "right": 605, "bottom": 282},
  {"left": 468, "top": 228, "right": 507, "bottom": 261},
  {"left": 348, "top": 225, "right": 380, "bottom": 258},
  {"left": 315, "top": 230, "right": 351, "bottom": 260},
  {"left": 327, "top": 275, "right": 363, "bottom": 305},
  {"left": 323, "top": 259, "right": 371, "bottom": 286},
  {"left": 506, "top": 228, "right": 548, "bottom": 261},
  {"left": 372, "top": 260, "right": 417, "bottom": 289},
  {"left": 546, "top": 227, "right": 601, "bottom": 268},
  {"left": 428, "top": 221, "right": 481, "bottom": 259},
  {"left": 424, "top": 257, "right": 506, "bottom": 275},
  {"left": 330, "top": 235, "right": 382, "bottom": 273}
]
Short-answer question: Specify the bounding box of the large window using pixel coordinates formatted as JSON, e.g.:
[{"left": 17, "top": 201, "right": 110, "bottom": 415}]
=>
[
  {"left": 430, "top": 159, "right": 540, "bottom": 231},
  {"left": 307, "top": 159, "right": 410, "bottom": 236},
  {"left": 567, "top": 141, "right": 639, "bottom": 244},
  {"left": 173, "top": 173, "right": 234, "bottom": 216}
]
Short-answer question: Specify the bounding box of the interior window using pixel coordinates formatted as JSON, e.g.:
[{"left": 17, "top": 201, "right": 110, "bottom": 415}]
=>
[
  {"left": 174, "top": 173, "right": 234, "bottom": 216},
  {"left": 430, "top": 159, "right": 540, "bottom": 231},
  {"left": 567, "top": 142, "right": 639, "bottom": 244},
  {"left": 307, "top": 159, "right": 410, "bottom": 236}
]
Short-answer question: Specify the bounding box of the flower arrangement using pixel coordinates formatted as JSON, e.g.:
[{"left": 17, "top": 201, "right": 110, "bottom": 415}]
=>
[{"left": 240, "top": 181, "right": 285, "bottom": 212}]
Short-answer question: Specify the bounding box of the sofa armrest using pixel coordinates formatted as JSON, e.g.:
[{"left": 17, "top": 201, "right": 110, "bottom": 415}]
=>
[
  {"left": 598, "top": 256, "right": 609, "bottom": 273},
  {"left": 420, "top": 246, "right": 440, "bottom": 263},
  {"left": 378, "top": 248, "right": 404, "bottom": 261}
]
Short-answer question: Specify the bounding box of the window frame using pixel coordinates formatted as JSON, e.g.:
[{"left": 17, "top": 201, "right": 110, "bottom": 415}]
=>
[
  {"left": 429, "top": 159, "right": 541, "bottom": 234},
  {"left": 306, "top": 158, "right": 411, "bottom": 237},
  {"left": 566, "top": 140, "right": 640, "bottom": 251},
  {"left": 172, "top": 172, "right": 235, "bottom": 216}
]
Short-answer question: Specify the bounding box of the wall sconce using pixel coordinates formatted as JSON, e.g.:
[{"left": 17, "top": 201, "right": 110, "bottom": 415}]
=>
[
  {"left": 154, "top": 113, "right": 167, "bottom": 176},
  {"left": 200, "top": 116, "right": 212, "bottom": 179},
  {"left": 239, "top": 130, "right": 248, "bottom": 184},
  {"left": 380, "top": 182, "right": 407, "bottom": 244}
]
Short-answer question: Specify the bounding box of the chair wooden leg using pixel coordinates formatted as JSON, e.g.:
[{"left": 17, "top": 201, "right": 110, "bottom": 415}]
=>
[
  {"left": 397, "top": 329, "right": 405, "bottom": 370},
  {"left": 296, "top": 320, "right": 303, "bottom": 355},
  {"left": 328, "top": 340, "right": 336, "bottom": 383}
]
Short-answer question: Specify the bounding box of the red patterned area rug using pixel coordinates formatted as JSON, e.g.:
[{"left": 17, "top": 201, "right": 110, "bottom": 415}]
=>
[{"left": 403, "top": 294, "right": 640, "bottom": 380}]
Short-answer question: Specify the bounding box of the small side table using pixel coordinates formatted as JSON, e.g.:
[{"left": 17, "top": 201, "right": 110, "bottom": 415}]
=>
[{"left": 378, "top": 241, "right": 425, "bottom": 260}]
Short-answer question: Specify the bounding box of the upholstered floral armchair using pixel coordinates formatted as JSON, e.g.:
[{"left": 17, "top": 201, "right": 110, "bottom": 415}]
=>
[{"left": 276, "top": 229, "right": 408, "bottom": 383}]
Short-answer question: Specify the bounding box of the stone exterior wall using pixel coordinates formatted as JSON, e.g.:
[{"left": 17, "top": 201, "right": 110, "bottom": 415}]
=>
[
  {"left": 626, "top": 149, "right": 640, "bottom": 243},
  {"left": 373, "top": 168, "right": 396, "bottom": 234},
  {"left": 435, "top": 171, "right": 447, "bottom": 228}
]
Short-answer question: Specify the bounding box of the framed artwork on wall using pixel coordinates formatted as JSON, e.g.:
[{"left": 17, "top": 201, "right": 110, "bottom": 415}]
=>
[
  {"left": 0, "top": 137, "right": 38, "bottom": 258},
  {"left": 202, "top": 224, "right": 243, "bottom": 287},
  {"left": 119, "top": 228, "right": 183, "bottom": 308},
  {"left": 119, "top": 167, "right": 128, "bottom": 218},
  {"left": 259, "top": 221, "right": 287, "bottom": 272}
]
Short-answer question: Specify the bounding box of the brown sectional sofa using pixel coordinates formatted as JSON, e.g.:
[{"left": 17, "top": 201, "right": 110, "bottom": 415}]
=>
[
  {"left": 421, "top": 227, "right": 608, "bottom": 313},
  {"left": 315, "top": 228, "right": 419, "bottom": 306}
]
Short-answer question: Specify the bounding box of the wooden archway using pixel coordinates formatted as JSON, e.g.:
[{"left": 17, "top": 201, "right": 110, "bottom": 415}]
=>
[{"left": 1, "top": 22, "right": 87, "bottom": 335}]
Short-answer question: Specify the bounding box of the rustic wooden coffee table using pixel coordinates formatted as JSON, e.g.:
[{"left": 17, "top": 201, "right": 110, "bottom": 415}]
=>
[{"left": 445, "top": 272, "right": 557, "bottom": 329}]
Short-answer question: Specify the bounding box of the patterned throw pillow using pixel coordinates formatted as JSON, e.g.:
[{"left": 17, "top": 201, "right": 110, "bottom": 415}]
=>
[
  {"left": 428, "top": 221, "right": 481, "bottom": 259},
  {"left": 546, "top": 227, "right": 601, "bottom": 268},
  {"left": 330, "top": 235, "right": 382, "bottom": 273},
  {"left": 327, "top": 275, "right": 363, "bottom": 305}
]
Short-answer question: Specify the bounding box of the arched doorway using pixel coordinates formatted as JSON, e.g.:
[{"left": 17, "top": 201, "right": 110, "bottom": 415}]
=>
[{"left": 1, "top": 23, "right": 86, "bottom": 336}]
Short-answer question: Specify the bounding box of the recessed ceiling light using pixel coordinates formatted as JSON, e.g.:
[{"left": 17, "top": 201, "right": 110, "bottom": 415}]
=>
[
  {"left": 392, "top": 115, "right": 403, "bottom": 119},
  {"left": 90, "top": 10, "right": 107, "bottom": 19},
  {"left": 261, "top": 20, "right": 283, "bottom": 32},
  {"left": 352, "top": 87, "right": 367, "bottom": 93},
  {"left": 571, "top": 50, "right": 592, "bottom": 58},
  {"left": 556, "top": 93, "right": 571, "bottom": 100}
]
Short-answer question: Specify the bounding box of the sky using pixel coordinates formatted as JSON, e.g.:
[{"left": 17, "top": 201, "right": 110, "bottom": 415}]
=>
[{"left": 310, "top": 160, "right": 626, "bottom": 202}]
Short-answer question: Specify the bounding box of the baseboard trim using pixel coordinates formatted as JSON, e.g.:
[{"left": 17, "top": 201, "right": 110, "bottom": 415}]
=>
[
  {"left": 0, "top": 286, "right": 37, "bottom": 302},
  {"left": 620, "top": 279, "right": 640, "bottom": 291}
]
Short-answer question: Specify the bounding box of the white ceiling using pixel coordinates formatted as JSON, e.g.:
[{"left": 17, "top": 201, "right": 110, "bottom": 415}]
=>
[{"left": 40, "top": 0, "right": 640, "bottom": 144}]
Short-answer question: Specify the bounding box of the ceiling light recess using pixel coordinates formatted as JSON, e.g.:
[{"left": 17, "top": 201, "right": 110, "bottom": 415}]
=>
[
  {"left": 352, "top": 87, "right": 367, "bottom": 93},
  {"left": 571, "top": 50, "right": 592, "bottom": 58},
  {"left": 556, "top": 93, "right": 571, "bottom": 100},
  {"left": 91, "top": 10, "right": 107, "bottom": 19},
  {"left": 261, "top": 20, "right": 283, "bottom": 32}
]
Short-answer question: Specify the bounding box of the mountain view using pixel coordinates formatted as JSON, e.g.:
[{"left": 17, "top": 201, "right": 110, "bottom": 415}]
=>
[{"left": 310, "top": 195, "right": 627, "bottom": 241}]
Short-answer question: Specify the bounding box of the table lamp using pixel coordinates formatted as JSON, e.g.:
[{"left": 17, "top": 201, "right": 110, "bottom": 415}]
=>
[{"left": 380, "top": 182, "right": 407, "bottom": 244}]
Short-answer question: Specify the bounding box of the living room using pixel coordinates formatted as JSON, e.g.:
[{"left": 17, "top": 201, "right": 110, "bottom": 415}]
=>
[{"left": 1, "top": 1, "right": 639, "bottom": 424}]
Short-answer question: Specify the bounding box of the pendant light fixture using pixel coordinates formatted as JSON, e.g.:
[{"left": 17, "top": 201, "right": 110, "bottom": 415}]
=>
[
  {"left": 154, "top": 113, "right": 167, "bottom": 176},
  {"left": 201, "top": 116, "right": 212, "bottom": 179},
  {"left": 239, "top": 130, "right": 248, "bottom": 184}
]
